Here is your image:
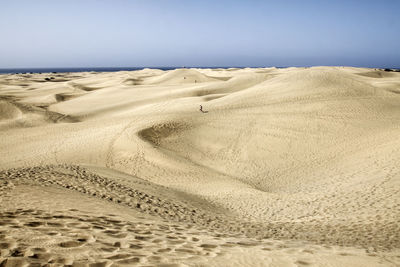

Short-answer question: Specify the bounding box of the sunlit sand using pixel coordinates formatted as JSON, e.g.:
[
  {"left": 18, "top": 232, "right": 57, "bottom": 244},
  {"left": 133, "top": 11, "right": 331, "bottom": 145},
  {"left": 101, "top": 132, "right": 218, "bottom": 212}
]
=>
[{"left": 1, "top": 67, "right": 399, "bottom": 266}]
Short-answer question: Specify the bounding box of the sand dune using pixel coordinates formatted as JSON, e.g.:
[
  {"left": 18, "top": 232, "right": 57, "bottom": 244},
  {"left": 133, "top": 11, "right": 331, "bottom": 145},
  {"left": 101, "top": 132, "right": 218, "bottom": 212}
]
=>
[
  {"left": 0, "top": 100, "right": 22, "bottom": 120},
  {"left": 0, "top": 67, "right": 399, "bottom": 266},
  {"left": 142, "top": 69, "right": 221, "bottom": 85}
]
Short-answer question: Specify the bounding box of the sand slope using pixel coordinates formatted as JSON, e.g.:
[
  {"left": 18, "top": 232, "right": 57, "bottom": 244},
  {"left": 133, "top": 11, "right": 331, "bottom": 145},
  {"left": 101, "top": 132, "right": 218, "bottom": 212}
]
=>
[
  {"left": 1, "top": 67, "right": 399, "bottom": 266},
  {"left": 142, "top": 69, "right": 220, "bottom": 85}
]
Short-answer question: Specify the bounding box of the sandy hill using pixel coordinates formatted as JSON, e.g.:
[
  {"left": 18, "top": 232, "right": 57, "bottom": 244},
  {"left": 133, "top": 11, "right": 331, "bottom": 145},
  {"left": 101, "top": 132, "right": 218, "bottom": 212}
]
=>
[
  {"left": 142, "top": 68, "right": 220, "bottom": 85},
  {"left": 0, "top": 67, "right": 399, "bottom": 266},
  {"left": 0, "top": 100, "right": 22, "bottom": 120}
]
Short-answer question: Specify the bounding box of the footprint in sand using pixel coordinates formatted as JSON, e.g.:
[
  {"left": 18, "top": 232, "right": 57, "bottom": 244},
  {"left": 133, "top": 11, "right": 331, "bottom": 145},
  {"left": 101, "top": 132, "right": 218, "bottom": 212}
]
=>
[
  {"left": 0, "top": 242, "right": 16, "bottom": 250},
  {"left": 24, "top": 221, "right": 44, "bottom": 227},
  {"left": 59, "top": 240, "right": 85, "bottom": 248},
  {"left": 199, "top": 244, "right": 218, "bottom": 249}
]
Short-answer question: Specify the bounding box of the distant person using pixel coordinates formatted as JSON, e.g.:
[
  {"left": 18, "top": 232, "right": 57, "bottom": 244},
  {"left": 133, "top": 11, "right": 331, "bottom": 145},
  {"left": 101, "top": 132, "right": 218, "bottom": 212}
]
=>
[{"left": 199, "top": 105, "right": 208, "bottom": 113}]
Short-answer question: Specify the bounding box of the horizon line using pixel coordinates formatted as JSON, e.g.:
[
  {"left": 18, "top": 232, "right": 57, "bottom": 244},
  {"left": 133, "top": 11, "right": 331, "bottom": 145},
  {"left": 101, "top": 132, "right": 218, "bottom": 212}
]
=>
[{"left": 1, "top": 65, "right": 399, "bottom": 70}]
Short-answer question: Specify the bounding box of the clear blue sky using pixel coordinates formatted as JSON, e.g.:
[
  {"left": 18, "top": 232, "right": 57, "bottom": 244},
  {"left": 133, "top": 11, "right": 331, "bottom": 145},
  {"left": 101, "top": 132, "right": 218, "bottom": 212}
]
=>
[{"left": 1, "top": 0, "right": 399, "bottom": 68}]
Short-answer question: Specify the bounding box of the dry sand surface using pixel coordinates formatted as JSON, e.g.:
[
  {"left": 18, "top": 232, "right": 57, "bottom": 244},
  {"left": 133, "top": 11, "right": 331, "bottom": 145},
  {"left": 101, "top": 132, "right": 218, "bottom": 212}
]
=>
[{"left": 0, "top": 67, "right": 399, "bottom": 266}]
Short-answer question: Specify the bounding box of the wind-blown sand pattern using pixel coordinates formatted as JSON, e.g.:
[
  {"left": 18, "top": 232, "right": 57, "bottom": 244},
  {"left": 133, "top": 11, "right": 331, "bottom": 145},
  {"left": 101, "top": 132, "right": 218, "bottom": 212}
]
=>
[{"left": 0, "top": 67, "right": 399, "bottom": 266}]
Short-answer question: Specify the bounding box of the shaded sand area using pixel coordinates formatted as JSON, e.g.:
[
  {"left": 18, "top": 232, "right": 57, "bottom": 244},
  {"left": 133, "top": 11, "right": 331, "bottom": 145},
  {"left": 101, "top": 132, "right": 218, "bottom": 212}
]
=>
[{"left": 1, "top": 67, "right": 400, "bottom": 266}]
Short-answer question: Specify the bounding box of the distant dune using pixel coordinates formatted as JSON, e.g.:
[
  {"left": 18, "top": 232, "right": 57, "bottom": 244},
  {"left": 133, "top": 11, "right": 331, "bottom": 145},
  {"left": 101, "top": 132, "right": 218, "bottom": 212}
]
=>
[
  {"left": 142, "top": 68, "right": 220, "bottom": 85},
  {"left": 1, "top": 67, "right": 399, "bottom": 266}
]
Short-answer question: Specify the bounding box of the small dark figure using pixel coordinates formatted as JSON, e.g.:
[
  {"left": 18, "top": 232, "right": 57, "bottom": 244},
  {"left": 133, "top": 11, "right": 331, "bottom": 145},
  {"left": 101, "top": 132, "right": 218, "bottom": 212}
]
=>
[{"left": 199, "top": 105, "right": 208, "bottom": 113}]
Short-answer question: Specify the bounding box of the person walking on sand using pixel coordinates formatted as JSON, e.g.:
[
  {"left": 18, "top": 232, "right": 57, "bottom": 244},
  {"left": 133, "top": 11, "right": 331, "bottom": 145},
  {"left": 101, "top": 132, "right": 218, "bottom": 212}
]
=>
[{"left": 199, "top": 105, "right": 208, "bottom": 113}]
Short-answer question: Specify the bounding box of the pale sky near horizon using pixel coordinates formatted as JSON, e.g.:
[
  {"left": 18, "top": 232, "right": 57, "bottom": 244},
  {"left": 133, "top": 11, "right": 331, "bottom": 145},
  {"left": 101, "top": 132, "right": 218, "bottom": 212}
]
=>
[{"left": 0, "top": 0, "right": 399, "bottom": 68}]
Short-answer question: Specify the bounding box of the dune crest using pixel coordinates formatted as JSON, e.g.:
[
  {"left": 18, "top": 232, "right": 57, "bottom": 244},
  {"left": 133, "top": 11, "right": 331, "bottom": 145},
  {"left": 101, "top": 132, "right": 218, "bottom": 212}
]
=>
[{"left": 143, "top": 68, "right": 220, "bottom": 85}]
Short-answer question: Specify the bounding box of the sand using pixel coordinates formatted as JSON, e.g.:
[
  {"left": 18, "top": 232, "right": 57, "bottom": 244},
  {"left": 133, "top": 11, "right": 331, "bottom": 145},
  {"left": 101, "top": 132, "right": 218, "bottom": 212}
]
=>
[{"left": 0, "top": 67, "right": 399, "bottom": 266}]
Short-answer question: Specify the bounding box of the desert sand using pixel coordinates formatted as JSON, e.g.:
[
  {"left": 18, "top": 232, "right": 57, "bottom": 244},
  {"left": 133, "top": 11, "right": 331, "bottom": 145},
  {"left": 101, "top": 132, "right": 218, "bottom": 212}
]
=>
[{"left": 0, "top": 66, "right": 399, "bottom": 266}]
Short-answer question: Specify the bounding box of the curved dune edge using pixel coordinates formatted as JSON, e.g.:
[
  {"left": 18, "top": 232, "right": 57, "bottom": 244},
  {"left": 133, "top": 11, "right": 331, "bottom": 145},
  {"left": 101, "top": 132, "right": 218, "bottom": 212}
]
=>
[{"left": 1, "top": 67, "right": 400, "bottom": 266}]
